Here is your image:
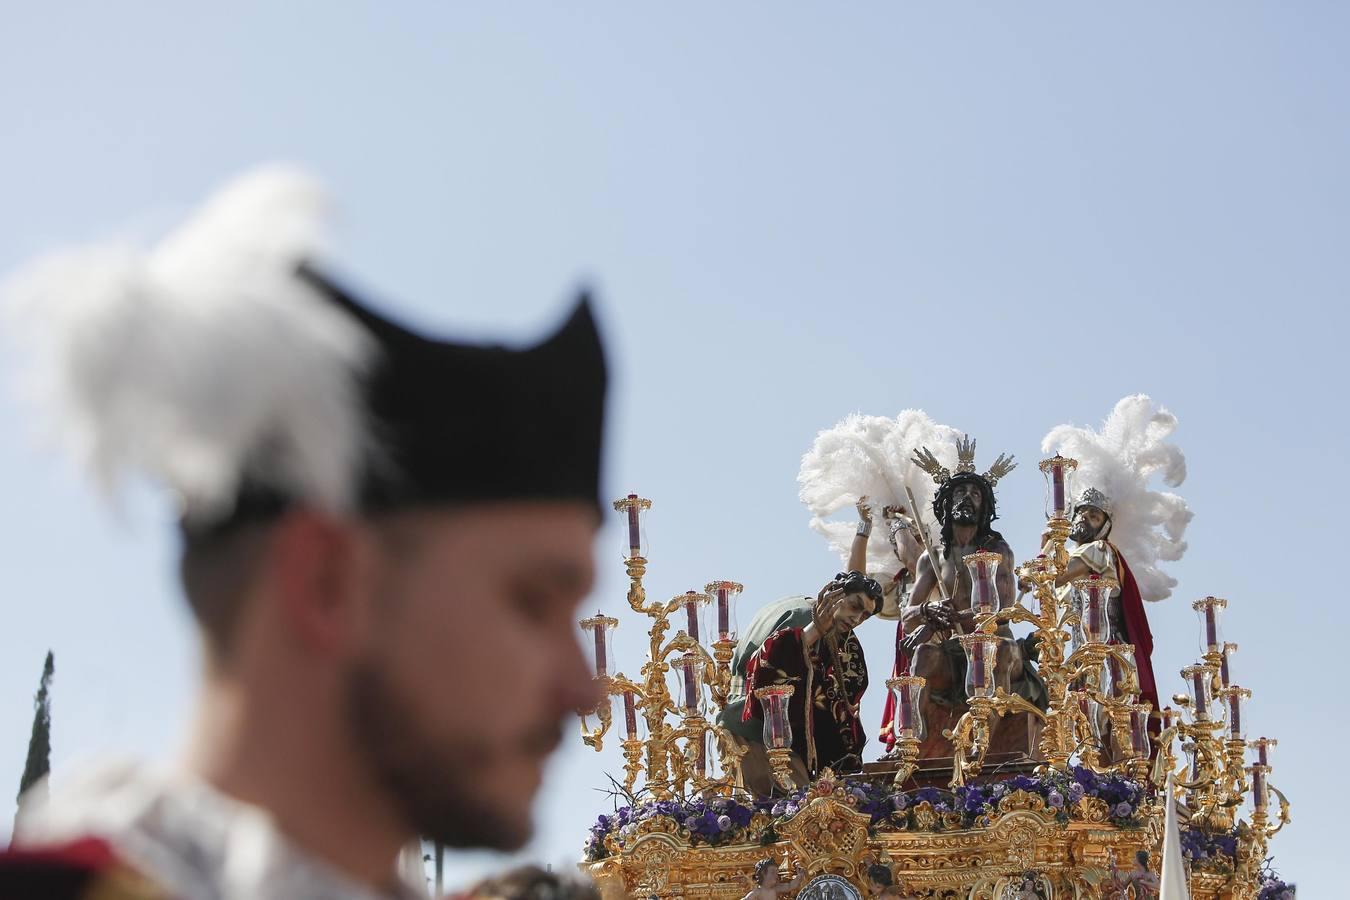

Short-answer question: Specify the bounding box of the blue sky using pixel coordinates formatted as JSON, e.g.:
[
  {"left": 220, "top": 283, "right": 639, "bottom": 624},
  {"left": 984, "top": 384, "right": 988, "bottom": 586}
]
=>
[{"left": 1, "top": 3, "right": 1345, "bottom": 892}]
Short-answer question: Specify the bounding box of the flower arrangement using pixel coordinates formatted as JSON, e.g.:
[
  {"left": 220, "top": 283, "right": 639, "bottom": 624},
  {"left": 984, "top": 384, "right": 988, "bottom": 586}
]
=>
[
  {"left": 1178, "top": 826, "right": 1239, "bottom": 875},
  {"left": 1257, "top": 860, "right": 1295, "bottom": 898},
  {"left": 584, "top": 767, "right": 1147, "bottom": 860}
]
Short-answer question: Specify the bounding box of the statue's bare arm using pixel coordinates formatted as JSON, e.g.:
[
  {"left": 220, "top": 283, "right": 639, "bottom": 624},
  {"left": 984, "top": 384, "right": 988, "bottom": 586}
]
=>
[{"left": 902, "top": 552, "right": 933, "bottom": 631}]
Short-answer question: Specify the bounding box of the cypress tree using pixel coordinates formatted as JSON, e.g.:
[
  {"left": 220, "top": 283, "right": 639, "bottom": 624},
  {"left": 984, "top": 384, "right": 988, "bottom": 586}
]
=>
[{"left": 17, "top": 651, "right": 54, "bottom": 804}]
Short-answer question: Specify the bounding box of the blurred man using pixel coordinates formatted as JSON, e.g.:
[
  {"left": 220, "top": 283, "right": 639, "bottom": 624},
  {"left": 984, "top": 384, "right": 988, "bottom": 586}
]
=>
[{"left": 0, "top": 167, "right": 607, "bottom": 898}]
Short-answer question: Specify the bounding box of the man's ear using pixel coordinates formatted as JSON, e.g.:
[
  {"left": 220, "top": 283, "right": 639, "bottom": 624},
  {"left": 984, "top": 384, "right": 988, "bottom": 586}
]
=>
[{"left": 270, "top": 509, "right": 370, "bottom": 655}]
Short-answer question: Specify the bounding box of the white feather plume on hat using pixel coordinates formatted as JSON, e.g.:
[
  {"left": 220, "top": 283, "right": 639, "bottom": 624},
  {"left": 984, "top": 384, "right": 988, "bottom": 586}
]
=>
[
  {"left": 798, "top": 410, "right": 964, "bottom": 588},
  {"left": 1041, "top": 395, "right": 1193, "bottom": 603},
  {"left": 2, "top": 165, "right": 377, "bottom": 523}
]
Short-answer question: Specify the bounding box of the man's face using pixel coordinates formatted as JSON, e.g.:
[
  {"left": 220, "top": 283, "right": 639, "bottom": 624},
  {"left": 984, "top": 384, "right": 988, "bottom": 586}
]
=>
[
  {"left": 1070, "top": 506, "right": 1107, "bottom": 544},
  {"left": 950, "top": 481, "right": 984, "bottom": 525},
  {"left": 345, "top": 501, "right": 598, "bottom": 850},
  {"left": 833, "top": 593, "right": 874, "bottom": 634}
]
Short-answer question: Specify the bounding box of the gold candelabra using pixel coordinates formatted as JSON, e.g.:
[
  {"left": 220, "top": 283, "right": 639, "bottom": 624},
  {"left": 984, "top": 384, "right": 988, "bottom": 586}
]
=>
[{"left": 576, "top": 494, "right": 748, "bottom": 800}]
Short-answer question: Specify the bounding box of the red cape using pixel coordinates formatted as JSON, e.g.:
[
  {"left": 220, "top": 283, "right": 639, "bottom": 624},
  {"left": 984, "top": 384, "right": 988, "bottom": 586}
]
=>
[
  {"left": 878, "top": 616, "right": 910, "bottom": 751},
  {"left": 1111, "top": 544, "right": 1162, "bottom": 735}
]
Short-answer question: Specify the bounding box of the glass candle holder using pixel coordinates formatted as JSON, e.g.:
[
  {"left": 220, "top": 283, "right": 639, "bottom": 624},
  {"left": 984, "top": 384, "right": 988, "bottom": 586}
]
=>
[
  {"left": 679, "top": 590, "right": 709, "bottom": 643},
  {"left": 1110, "top": 652, "right": 1138, "bottom": 699},
  {"left": 1222, "top": 686, "right": 1252, "bottom": 741},
  {"left": 1071, "top": 690, "right": 1101, "bottom": 742},
  {"left": 963, "top": 550, "right": 1002, "bottom": 618},
  {"left": 886, "top": 675, "right": 927, "bottom": 741},
  {"left": 1074, "top": 574, "right": 1115, "bottom": 644},
  {"left": 1162, "top": 707, "right": 1180, "bottom": 731},
  {"left": 755, "top": 684, "right": 795, "bottom": 750},
  {"left": 705, "top": 580, "right": 743, "bottom": 643},
  {"left": 1129, "top": 703, "right": 1153, "bottom": 757},
  {"left": 1219, "top": 642, "right": 1237, "bottom": 688},
  {"left": 1181, "top": 664, "right": 1214, "bottom": 720},
  {"left": 1249, "top": 737, "right": 1277, "bottom": 770},
  {"left": 1192, "top": 596, "right": 1227, "bottom": 654},
  {"left": 961, "top": 633, "right": 1000, "bottom": 700},
  {"left": 579, "top": 613, "right": 618, "bottom": 678},
  {"left": 1183, "top": 741, "right": 1201, "bottom": 782},
  {"left": 673, "top": 653, "right": 704, "bottom": 717},
  {"left": 1039, "top": 454, "right": 1078, "bottom": 520},
  {"left": 613, "top": 493, "right": 652, "bottom": 561}
]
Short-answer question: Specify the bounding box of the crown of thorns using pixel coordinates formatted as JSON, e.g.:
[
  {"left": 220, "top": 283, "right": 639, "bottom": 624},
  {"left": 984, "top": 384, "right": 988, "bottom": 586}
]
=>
[{"left": 911, "top": 435, "right": 1017, "bottom": 487}]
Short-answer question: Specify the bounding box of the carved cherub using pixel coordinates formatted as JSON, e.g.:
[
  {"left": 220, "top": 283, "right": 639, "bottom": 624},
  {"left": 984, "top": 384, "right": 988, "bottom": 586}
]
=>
[{"left": 740, "top": 859, "right": 805, "bottom": 900}]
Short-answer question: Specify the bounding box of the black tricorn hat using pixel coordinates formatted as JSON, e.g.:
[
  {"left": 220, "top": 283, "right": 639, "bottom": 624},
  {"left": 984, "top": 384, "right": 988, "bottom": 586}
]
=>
[
  {"left": 191, "top": 268, "right": 609, "bottom": 541},
  {"left": 302, "top": 267, "right": 607, "bottom": 515}
]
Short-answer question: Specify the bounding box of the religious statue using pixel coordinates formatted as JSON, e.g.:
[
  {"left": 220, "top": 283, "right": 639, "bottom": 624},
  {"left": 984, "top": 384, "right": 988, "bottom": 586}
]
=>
[
  {"left": 1105, "top": 850, "right": 1160, "bottom": 898},
  {"left": 900, "top": 437, "right": 1047, "bottom": 758},
  {"left": 1040, "top": 395, "right": 1194, "bottom": 746},
  {"left": 795, "top": 410, "right": 961, "bottom": 753},
  {"left": 865, "top": 862, "right": 914, "bottom": 898},
  {"left": 718, "top": 572, "right": 884, "bottom": 796},
  {"left": 739, "top": 859, "right": 805, "bottom": 900},
  {"left": 1045, "top": 487, "right": 1163, "bottom": 733}
]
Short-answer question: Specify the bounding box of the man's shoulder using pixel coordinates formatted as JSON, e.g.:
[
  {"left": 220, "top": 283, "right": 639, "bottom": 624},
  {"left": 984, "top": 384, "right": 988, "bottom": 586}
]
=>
[{"left": 0, "top": 837, "right": 168, "bottom": 900}]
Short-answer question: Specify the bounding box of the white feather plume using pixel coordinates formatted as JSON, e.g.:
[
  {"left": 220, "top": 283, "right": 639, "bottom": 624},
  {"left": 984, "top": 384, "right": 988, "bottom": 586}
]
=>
[
  {"left": 1041, "top": 395, "right": 1193, "bottom": 603},
  {"left": 3, "top": 164, "right": 377, "bottom": 522},
  {"left": 798, "top": 410, "right": 964, "bottom": 580}
]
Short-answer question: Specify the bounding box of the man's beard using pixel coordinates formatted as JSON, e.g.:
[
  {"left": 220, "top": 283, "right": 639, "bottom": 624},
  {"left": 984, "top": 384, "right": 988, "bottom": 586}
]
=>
[
  {"left": 1069, "top": 519, "right": 1099, "bottom": 544},
  {"left": 343, "top": 658, "right": 562, "bottom": 850},
  {"left": 950, "top": 498, "right": 980, "bottom": 526}
]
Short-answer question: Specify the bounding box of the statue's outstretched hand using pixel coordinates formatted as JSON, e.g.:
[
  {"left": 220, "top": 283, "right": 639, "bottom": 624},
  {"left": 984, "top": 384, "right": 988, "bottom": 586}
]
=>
[{"left": 814, "top": 581, "right": 846, "bottom": 632}]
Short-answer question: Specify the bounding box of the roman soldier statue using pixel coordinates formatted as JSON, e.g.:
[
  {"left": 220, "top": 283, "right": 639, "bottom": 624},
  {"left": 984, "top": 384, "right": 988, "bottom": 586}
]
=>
[{"left": 1040, "top": 395, "right": 1194, "bottom": 744}]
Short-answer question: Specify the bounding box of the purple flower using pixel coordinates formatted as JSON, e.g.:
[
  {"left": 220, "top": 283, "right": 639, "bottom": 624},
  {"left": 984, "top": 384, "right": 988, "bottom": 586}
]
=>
[
  {"left": 1068, "top": 782, "right": 1085, "bottom": 802},
  {"left": 1047, "top": 791, "right": 1064, "bottom": 809},
  {"left": 717, "top": 814, "right": 733, "bottom": 831},
  {"left": 891, "top": 794, "right": 908, "bottom": 811},
  {"left": 1113, "top": 802, "right": 1133, "bottom": 818}
]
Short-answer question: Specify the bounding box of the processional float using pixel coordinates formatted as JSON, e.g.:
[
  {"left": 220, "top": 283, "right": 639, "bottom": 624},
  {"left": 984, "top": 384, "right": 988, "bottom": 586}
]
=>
[{"left": 575, "top": 460, "right": 1291, "bottom": 899}]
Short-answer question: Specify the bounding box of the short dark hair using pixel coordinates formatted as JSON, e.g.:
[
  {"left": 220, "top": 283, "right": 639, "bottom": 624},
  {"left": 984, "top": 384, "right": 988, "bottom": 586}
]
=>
[
  {"left": 867, "top": 863, "right": 893, "bottom": 886},
  {"left": 753, "top": 859, "right": 778, "bottom": 885},
  {"left": 179, "top": 525, "right": 273, "bottom": 657}
]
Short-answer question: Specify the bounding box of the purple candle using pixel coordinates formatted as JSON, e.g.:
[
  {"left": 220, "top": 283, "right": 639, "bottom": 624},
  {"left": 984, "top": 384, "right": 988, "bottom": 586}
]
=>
[
  {"left": 1255, "top": 740, "right": 1270, "bottom": 767},
  {"left": 970, "top": 641, "right": 987, "bottom": 690},
  {"left": 682, "top": 657, "right": 699, "bottom": 712},
  {"left": 593, "top": 620, "right": 607, "bottom": 676},
  {"left": 1220, "top": 646, "right": 1233, "bottom": 687},
  {"left": 897, "top": 689, "right": 914, "bottom": 732},
  {"left": 1130, "top": 708, "right": 1149, "bottom": 755},
  {"left": 974, "top": 566, "right": 993, "bottom": 613},
  {"left": 1252, "top": 766, "right": 1268, "bottom": 812},
  {"left": 695, "top": 734, "right": 707, "bottom": 778},
  {"left": 623, "top": 690, "right": 637, "bottom": 738},
  {"left": 1204, "top": 606, "right": 1218, "bottom": 650},
  {"left": 685, "top": 594, "right": 700, "bottom": 642},
  {"left": 625, "top": 494, "right": 641, "bottom": 557},
  {"left": 1052, "top": 463, "right": 1066, "bottom": 516},
  {"left": 717, "top": 586, "right": 730, "bottom": 638}
]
